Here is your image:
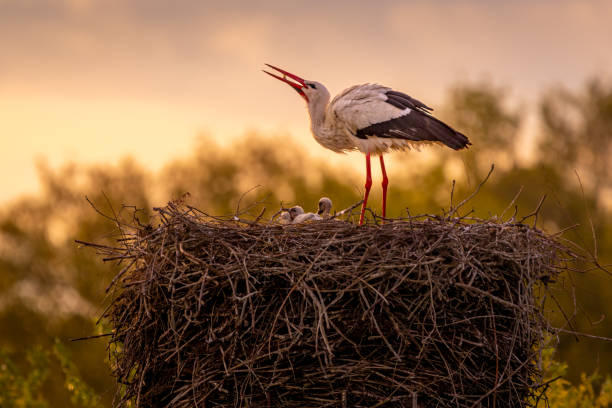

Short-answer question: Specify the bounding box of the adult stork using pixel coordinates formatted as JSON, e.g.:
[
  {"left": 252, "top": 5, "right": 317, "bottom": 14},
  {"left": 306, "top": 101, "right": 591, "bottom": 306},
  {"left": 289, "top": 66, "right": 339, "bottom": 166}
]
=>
[{"left": 264, "top": 64, "right": 470, "bottom": 225}]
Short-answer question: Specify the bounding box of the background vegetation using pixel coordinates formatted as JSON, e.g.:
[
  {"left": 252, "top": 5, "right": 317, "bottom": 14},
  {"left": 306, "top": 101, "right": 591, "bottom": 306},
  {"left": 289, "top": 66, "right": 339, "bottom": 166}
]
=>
[{"left": 0, "top": 79, "right": 610, "bottom": 406}]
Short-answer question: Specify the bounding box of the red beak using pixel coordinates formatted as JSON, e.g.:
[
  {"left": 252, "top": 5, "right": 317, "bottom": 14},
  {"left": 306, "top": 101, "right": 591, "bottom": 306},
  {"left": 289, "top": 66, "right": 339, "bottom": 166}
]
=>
[{"left": 263, "top": 63, "right": 309, "bottom": 102}]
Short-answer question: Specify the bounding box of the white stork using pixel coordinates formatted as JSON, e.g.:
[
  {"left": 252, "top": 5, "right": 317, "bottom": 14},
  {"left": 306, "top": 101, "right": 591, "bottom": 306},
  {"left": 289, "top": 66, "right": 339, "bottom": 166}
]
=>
[{"left": 264, "top": 64, "right": 471, "bottom": 225}]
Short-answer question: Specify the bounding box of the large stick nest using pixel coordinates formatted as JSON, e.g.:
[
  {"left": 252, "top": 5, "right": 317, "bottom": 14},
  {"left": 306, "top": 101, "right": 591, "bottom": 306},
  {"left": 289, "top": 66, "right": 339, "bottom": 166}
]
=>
[{"left": 87, "top": 202, "right": 575, "bottom": 407}]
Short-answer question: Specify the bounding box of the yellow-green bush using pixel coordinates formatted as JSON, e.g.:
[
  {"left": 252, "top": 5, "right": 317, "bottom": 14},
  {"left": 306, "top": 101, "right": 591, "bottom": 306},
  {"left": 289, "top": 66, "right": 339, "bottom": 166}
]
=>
[
  {"left": 0, "top": 340, "right": 102, "bottom": 408},
  {"left": 540, "top": 347, "right": 612, "bottom": 407}
]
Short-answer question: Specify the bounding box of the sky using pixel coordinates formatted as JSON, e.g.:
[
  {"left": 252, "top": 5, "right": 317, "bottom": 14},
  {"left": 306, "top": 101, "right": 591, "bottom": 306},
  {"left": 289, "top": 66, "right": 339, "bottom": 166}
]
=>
[{"left": 1, "top": 0, "right": 611, "bottom": 204}]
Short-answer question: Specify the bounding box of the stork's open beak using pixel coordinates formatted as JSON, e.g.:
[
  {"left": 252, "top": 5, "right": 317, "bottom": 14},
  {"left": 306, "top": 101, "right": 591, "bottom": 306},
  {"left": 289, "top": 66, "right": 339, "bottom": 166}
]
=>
[{"left": 263, "top": 63, "right": 309, "bottom": 102}]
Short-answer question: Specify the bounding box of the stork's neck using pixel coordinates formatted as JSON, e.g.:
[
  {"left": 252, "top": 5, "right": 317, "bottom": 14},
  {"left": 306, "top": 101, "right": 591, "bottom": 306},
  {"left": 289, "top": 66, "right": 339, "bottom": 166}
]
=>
[{"left": 307, "top": 97, "right": 330, "bottom": 135}]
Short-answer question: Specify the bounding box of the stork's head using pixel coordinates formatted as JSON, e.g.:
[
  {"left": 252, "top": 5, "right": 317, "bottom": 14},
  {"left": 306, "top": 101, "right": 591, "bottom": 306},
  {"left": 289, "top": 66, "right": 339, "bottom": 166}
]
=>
[
  {"left": 288, "top": 205, "right": 304, "bottom": 220},
  {"left": 263, "top": 64, "right": 330, "bottom": 107},
  {"left": 317, "top": 197, "right": 332, "bottom": 216}
]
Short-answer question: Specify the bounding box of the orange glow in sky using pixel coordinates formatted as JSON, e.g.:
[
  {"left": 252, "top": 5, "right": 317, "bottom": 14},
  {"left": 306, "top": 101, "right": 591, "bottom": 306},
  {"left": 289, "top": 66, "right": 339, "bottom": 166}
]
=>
[{"left": 1, "top": 0, "right": 611, "bottom": 203}]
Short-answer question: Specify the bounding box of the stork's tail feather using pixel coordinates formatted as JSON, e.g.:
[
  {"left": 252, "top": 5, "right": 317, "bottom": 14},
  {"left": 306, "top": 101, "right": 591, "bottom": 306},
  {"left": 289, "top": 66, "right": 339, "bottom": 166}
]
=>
[
  {"left": 426, "top": 115, "right": 471, "bottom": 150},
  {"left": 442, "top": 129, "right": 471, "bottom": 150}
]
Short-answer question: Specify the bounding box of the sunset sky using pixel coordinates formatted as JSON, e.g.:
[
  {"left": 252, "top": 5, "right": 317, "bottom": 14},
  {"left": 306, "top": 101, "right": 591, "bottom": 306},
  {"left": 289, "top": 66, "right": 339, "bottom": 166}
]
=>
[{"left": 2, "top": 0, "right": 611, "bottom": 204}]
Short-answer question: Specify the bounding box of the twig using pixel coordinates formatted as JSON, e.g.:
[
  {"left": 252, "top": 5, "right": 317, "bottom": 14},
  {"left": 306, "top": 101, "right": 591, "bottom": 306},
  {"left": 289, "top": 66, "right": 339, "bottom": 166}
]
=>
[
  {"left": 331, "top": 199, "right": 364, "bottom": 219},
  {"left": 235, "top": 185, "right": 262, "bottom": 218},
  {"left": 70, "top": 333, "right": 113, "bottom": 341},
  {"left": 519, "top": 194, "right": 547, "bottom": 226},
  {"left": 450, "top": 164, "right": 495, "bottom": 217}
]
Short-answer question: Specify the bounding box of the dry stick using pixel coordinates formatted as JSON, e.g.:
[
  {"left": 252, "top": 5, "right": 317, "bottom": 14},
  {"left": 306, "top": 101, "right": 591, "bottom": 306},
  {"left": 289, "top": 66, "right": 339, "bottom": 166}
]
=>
[
  {"left": 500, "top": 186, "right": 524, "bottom": 220},
  {"left": 551, "top": 223, "right": 581, "bottom": 237},
  {"left": 74, "top": 239, "right": 125, "bottom": 252},
  {"left": 330, "top": 199, "right": 364, "bottom": 219},
  {"left": 532, "top": 375, "right": 563, "bottom": 406},
  {"left": 253, "top": 207, "right": 267, "bottom": 224},
  {"left": 70, "top": 332, "right": 113, "bottom": 341},
  {"left": 449, "top": 179, "right": 456, "bottom": 213},
  {"left": 519, "top": 194, "right": 547, "bottom": 226},
  {"left": 547, "top": 291, "right": 579, "bottom": 341},
  {"left": 85, "top": 195, "right": 121, "bottom": 224},
  {"left": 450, "top": 163, "right": 495, "bottom": 218},
  {"left": 270, "top": 207, "right": 288, "bottom": 221},
  {"left": 104, "top": 258, "right": 137, "bottom": 293},
  {"left": 555, "top": 329, "right": 612, "bottom": 341},
  {"left": 545, "top": 179, "right": 610, "bottom": 274},
  {"left": 574, "top": 170, "right": 611, "bottom": 276},
  {"left": 234, "top": 185, "right": 262, "bottom": 217},
  {"left": 101, "top": 191, "right": 137, "bottom": 258},
  {"left": 575, "top": 170, "right": 598, "bottom": 258}
]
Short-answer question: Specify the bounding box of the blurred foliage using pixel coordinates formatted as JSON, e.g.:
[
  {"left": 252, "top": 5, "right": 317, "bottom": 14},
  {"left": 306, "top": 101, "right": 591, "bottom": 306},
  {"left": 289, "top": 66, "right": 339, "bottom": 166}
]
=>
[
  {"left": 540, "top": 79, "right": 612, "bottom": 214},
  {"left": 0, "top": 347, "right": 48, "bottom": 408},
  {"left": 0, "top": 340, "right": 102, "bottom": 408},
  {"left": 539, "top": 346, "right": 612, "bottom": 407},
  {"left": 0, "top": 79, "right": 610, "bottom": 405}
]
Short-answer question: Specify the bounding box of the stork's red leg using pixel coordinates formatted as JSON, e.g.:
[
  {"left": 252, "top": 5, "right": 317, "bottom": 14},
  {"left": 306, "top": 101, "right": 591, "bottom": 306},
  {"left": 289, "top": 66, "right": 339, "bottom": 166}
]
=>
[
  {"left": 359, "top": 153, "right": 372, "bottom": 226},
  {"left": 380, "top": 155, "right": 388, "bottom": 222}
]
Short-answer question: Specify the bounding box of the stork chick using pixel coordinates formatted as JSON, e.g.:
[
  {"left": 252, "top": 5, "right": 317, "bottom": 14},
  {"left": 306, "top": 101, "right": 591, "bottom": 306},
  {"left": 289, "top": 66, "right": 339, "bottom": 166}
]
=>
[
  {"left": 277, "top": 211, "right": 293, "bottom": 225},
  {"left": 317, "top": 197, "right": 333, "bottom": 219},
  {"left": 291, "top": 205, "right": 323, "bottom": 224}
]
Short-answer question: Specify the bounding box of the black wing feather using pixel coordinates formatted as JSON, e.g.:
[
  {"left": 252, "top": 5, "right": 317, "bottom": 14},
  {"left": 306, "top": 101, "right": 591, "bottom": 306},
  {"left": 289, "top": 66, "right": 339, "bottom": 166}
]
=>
[
  {"left": 356, "top": 108, "right": 471, "bottom": 150},
  {"left": 384, "top": 90, "right": 433, "bottom": 113}
]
